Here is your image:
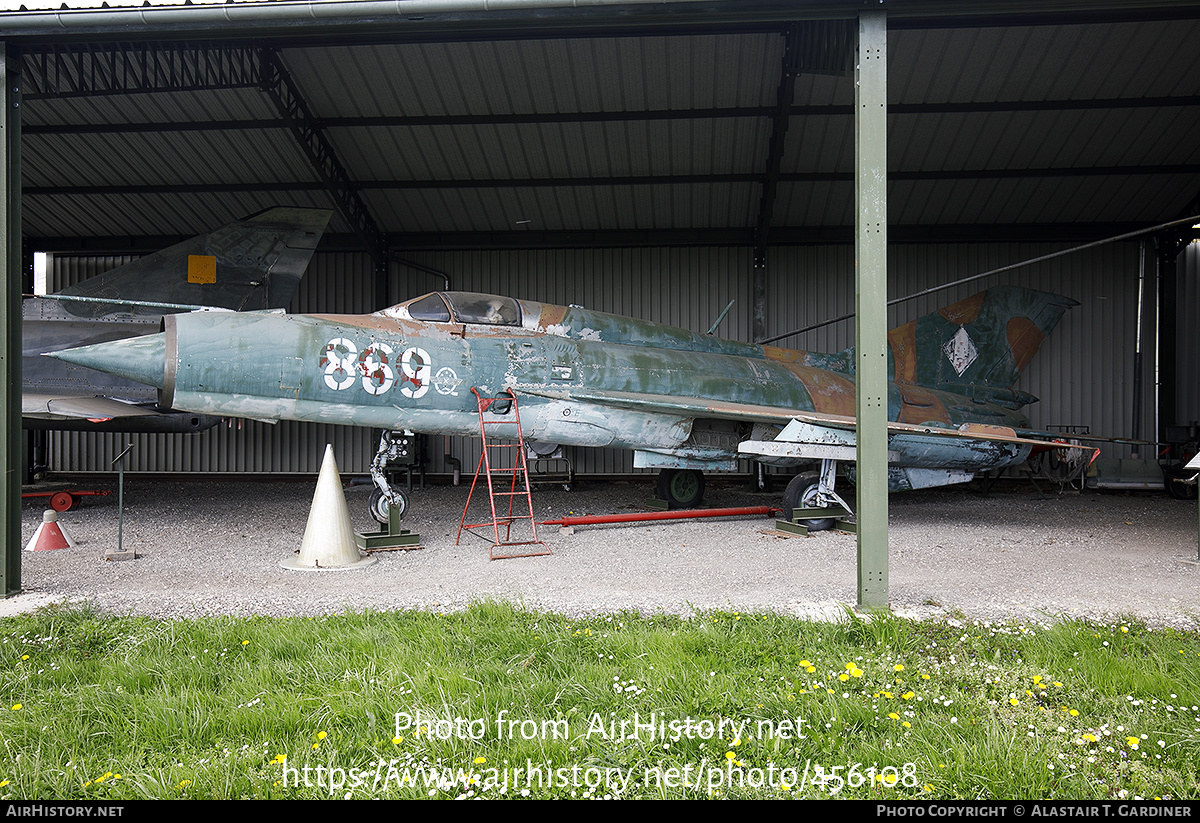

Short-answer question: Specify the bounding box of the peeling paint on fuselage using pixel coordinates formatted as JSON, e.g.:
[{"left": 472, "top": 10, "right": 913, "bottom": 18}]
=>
[{"left": 161, "top": 292, "right": 1033, "bottom": 467}]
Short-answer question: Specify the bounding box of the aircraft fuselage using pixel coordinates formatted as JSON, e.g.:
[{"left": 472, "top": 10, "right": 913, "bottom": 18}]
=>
[{"left": 147, "top": 292, "right": 1033, "bottom": 473}]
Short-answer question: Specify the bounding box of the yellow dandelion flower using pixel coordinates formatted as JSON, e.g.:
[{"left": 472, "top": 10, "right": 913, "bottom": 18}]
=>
[
  {"left": 1069, "top": 709, "right": 1079, "bottom": 717},
  {"left": 894, "top": 664, "right": 905, "bottom": 672},
  {"left": 888, "top": 712, "right": 900, "bottom": 720},
  {"left": 242, "top": 640, "right": 250, "bottom": 646},
  {"left": 393, "top": 736, "right": 403, "bottom": 745},
  {"left": 838, "top": 673, "right": 849, "bottom": 682},
  {"left": 1009, "top": 698, "right": 1019, "bottom": 706},
  {"left": 10, "top": 705, "right": 20, "bottom": 711},
  {"left": 474, "top": 757, "right": 486, "bottom": 764},
  {"left": 902, "top": 721, "right": 911, "bottom": 728},
  {"left": 902, "top": 691, "right": 915, "bottom": 700},
  {"left": 799, "top": 660, "right": 812, "bottom": 668},
  {"left": 317, "top": 731, "right": 327, "bottom": 740},
  {"left": 1126, "top": 737, "right": 1140, "bottom": 749},
  {"left": 851, "top": 667, "right": 863, "bottom": 678},
  {"left": 725, "top": 751, "right": 736, "bottom": 761}
]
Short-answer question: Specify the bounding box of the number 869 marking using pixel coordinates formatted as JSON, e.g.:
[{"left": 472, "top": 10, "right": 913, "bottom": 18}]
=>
[{"left": 320, "top": 338, "right": 432, "bottom": 399}]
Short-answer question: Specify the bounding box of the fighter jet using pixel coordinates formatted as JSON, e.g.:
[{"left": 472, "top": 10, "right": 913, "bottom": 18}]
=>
[
  {"left": 24, "top": 206, "right": 332, "bottom": 432},
  {"left": 49, "top": 282, "right": 1089, "bottom": 527}
]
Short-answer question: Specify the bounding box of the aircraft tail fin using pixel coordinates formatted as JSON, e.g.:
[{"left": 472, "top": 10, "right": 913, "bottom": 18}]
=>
[
  {"left": 888, "top": 285, "right": 1077, "bottom": 410},
  {"left": 54, "top": 207, "right": 333, "bottom": 318}
]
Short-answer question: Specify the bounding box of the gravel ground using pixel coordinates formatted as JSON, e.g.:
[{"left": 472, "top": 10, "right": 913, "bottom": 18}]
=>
[{"left": 8, "top": 475, "right": 1200, "bottom": 627}]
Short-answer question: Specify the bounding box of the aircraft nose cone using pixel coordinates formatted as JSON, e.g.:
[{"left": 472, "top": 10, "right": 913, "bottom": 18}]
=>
[{"left": 47, "top": 332, "right": 167, "bottom": 389}]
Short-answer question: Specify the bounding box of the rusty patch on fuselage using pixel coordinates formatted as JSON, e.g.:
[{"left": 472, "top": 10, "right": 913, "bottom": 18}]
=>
[
  {"left": 938, "top": 292, "right": 985, "bottom": 326},
  {"left": 537, "top": 305, "right": 569, "bottom": 329},
  {"left": 782, "top": 364, "right": 856, "bottom": 416},
  {"left": 761, "top": 344, "right": 803, "bottom": 363},
  {"left": 887, "top": 321, "right": 918, "bottom": 384},
  {"left": 1006, "top": 316, "right": 1045, "bottom": 373}
]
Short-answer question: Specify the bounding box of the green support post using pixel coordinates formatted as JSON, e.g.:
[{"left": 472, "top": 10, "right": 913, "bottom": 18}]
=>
[
  {"left": 1, "top": 42, "right": 21, "bottom": 597},
  {"left": 855, "top": 12, "right": 888, "bottom": 610}
]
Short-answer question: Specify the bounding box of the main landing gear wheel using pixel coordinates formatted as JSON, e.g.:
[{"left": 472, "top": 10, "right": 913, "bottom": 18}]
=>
[
  {"left": 368, "top": 488, "right": 409, "bottom": 524},
  {"left": 783, "top": 471, "right": 836, "bottom": 532},
  {"left": 656, "top": 469, "right": 705, "bottom": 509}
]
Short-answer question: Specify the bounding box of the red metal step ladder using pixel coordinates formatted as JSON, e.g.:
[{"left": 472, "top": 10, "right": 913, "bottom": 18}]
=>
[{"left": 457, "top": 388, "right": 550, "bottom": 560}]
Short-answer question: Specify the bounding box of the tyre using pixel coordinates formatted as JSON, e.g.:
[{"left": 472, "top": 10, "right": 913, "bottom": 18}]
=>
[
  {"left": 49, "top": 491, "right": 75, "bottom": 512},
  {"left": 1162, "top": 466, "right": 1198, "bottom": 501},
  {"left": 782, "top": 471, "right": 836, "bottom": 532},
  {"left": 368, "top": 488, "right": 408, "bottom": 524},
  {"left": 656, "top": 469, "right": 705, "bottom": 509}
]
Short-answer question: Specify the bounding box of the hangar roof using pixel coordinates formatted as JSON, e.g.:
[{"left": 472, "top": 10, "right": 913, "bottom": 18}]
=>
[{"left": 5, "top": 0, "right": 1200, "bottom": 251}]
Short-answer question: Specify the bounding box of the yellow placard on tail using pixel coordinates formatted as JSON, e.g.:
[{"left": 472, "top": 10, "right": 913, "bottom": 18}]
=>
[{"left": 187, "top": 254, "right": 216, "bottom": 284}]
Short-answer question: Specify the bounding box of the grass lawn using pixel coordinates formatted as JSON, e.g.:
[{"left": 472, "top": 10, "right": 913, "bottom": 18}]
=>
[{"left": 1, "top": 602, "right": 1197, "bottom": 799}]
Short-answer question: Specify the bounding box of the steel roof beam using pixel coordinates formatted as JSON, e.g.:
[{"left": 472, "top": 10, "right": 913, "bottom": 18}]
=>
[
  {"left": 752, "top": 24, "right": 803, "bottom": 270},
  {"left": 22, "top": 41, "right": 260, "bottom": 100},
  {"left": 27, "top": 222, "right": 1158, "bottom": 253},
  {"left": 1, "top": 1, "right": 1197, "bottom": 43},
  {"left": 25, "top": 162, "right": 1200, "bottom": 197},
  {"left": 258, "top": 48, "right": 387, "bottom": 263},
  {"left": 25, "top": 95, "right": 1200, "bottom": 137}
]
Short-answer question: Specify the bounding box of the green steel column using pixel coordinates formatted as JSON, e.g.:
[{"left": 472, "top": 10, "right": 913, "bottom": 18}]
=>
[
  {"left": 855, "top": 12, "right": 888, "bottom": 609},
  {"left": 1, "top": 42, "right": 20, "bottom": 596}
]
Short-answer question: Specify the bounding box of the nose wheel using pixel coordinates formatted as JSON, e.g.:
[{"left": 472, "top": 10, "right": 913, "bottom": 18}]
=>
[
  {"left": 368, "top": 487, "right": 409, "bottom": 524},
  {"left": 369, "top": 430, "right": 412, "bottom": 522}
]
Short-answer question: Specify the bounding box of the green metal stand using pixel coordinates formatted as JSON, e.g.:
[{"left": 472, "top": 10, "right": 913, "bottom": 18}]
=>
[{"left": 355, "top": 503, "right": 422, "bottom": 552}]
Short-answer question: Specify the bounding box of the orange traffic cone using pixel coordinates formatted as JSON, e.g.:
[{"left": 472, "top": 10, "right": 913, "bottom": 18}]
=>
[
  {"left": 282, "top": 444, "right": 376, "bottom": 571},
  {"left": 25, "top": 510, "right": 73, "bottom": 551}
]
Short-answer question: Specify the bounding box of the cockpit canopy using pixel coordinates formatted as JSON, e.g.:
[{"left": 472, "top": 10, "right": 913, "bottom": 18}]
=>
[{"left": 400, "top": 292, "right": 523, "bottom": 326}]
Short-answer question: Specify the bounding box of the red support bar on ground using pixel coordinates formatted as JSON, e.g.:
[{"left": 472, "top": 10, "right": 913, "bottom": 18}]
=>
[{"left": 541, "top": 506, "right": 782, "bottom": 527}]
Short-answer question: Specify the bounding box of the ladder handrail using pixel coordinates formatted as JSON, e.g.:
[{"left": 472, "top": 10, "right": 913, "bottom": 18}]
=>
[{"left": 456, "top": 388, "right": 551, "bottom": 560}]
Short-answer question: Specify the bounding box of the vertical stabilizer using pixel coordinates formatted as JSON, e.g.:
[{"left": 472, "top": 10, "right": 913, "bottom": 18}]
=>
[
  {"left": 55, "top": 207, "right": 332, "bottom": 317},
  {"left": 888, "top": 285, "right": 1077, "bottom": 409}
]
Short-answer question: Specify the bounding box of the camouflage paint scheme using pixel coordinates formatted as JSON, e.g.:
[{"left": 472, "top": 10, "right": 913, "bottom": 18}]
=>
[
  {"left": 24, "top": 207, "right": 332, "bottom": 432},
  {"left": 51, "top": 285, "right": 1078, "bottom": 490}
]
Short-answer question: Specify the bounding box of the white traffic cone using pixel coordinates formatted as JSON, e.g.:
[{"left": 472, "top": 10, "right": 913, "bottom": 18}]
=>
[
  {"left": 282, "top": 445, "right": 376, "bottom": 571},
  {"left": 25, "top": 509, "right": 73, "bottom": 551}
]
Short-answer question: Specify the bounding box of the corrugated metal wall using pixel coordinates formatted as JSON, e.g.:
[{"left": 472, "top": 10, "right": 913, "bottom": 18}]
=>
[{"left": 46, "top": 238, "right": 1174, "bottom": 475}]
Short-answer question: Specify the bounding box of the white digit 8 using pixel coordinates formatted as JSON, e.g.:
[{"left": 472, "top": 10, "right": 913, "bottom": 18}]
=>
[
  {"left": 322, "top": 337, "right": 357, "bottom": 391},
  {"left": 360, "top": 342, "right": 395, "bottom": 396}
]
